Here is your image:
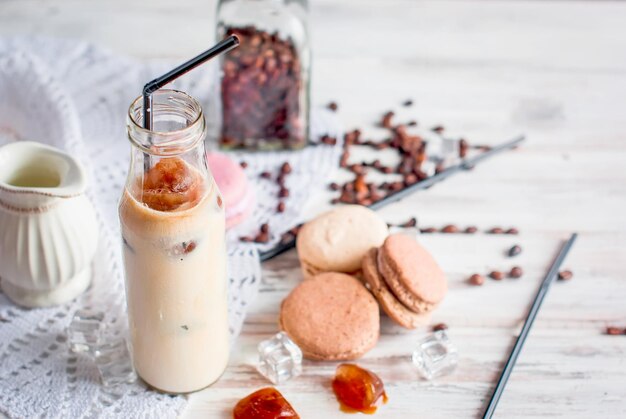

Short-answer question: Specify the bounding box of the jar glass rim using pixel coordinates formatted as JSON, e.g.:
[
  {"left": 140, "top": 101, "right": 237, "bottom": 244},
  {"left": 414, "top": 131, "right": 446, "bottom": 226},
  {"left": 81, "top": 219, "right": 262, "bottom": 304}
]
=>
[{"left": 127, "top": 89, "right": 206, "bottom": 156}]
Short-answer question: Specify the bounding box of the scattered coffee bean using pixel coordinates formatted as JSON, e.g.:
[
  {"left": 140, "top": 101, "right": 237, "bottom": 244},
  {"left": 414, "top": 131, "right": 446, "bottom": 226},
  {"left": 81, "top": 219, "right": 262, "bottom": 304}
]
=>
[
  {"left": 505, "top": 228, "right": 519, "bottom": 235},
  {"left": 606, "top": 327, "right": 623, "bottom": 336},
  {"left": 420, "top": 227, "right": 437, "bottom": 234},
  {"left": 260, "top": 171, "right": 272, "bottom": 179},
  {"left": 260, "top": 223, "right": 269, "bottom": 234},
  {"left": 431, "top": 125, "right": 444, "bottom": 134},
  {"left": 320, "top": 135, "right": 337, "bottom": 145},
  {"left": 441, "top": 224, "right": 459, "bottom": 234},
  {"left": 558, "top": 270, "right": 573, "bottom": 281},
  {"left": 488, "top": 227, "right": 505, "bottom": 234},
  {"left": 508, "top": 245, "right": 522, "bottom": 257},
  {"left": 329, "top": 182, "right": 340, "bottom": 191},
  {"left": 239, "top": 161, "right": 248, "bottom": 169},
  {"left": 327, "top": 101, "right": 338, "bottom": 112},
  {"left": 278, "top": 187, "right": 290, "bottom": 198},
  {"left": 277, "top": 202, "right": 285, "bottom": 213},
  {"left": 465, "top": 226, "right": 478, "bottom": 234},
  {"left": 489, "top": 271, "right": 504, "bottom": 280},
  {"left": 403, "top": 99, "right": 414, "bottom": 107},
  {"left": 401, "top": 217, "right": 417, "bottom": 228},
  {"left": 469, "top": 274, "right": 485, "bottom": 286},
  {"left": 432, "top": 323, "right": 448, "bottom": 332},
  {"left": 381, "top": 111, "right": 394, "bottom": 128},
  {"left": 459, "top": 138, "right": 469, "bottom": 158},
  {"left": 407, "top": 120, "right": 417, "bottom": 127},
  {"left": 280, "top": 162, "right": 292, "bottom": 174},
  {"left": 509, "top": 266, "right": 523, "bottom": 279}
]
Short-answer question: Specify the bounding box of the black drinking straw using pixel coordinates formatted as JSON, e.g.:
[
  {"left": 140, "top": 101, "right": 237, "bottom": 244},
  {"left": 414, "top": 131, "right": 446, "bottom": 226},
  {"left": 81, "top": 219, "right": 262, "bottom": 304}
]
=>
[
  {"left": 482, "top": 233, "right": 578, "bottom": 419},
  {"left": 258, "top": 134, "right": 525, "bottom": 262},
  {"left": 142, "top": 35, "right": 240, "bottom": 131}
]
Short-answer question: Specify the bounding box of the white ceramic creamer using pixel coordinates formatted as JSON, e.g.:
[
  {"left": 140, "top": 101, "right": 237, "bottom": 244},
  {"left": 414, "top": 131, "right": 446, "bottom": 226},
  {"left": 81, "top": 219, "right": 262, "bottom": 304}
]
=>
[{"left": 0, "top": 141, "right": 98, "bottom": 307}]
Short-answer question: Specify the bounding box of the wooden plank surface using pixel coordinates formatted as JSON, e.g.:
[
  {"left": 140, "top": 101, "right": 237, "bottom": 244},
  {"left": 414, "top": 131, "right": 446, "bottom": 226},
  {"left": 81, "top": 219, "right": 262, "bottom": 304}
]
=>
[{"left": 2, "top": 0, "right": 626, "bottom": 417}]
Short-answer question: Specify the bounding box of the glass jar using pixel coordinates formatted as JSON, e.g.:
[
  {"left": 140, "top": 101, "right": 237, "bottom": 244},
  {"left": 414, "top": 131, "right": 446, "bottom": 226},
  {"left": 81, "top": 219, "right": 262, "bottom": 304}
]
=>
[
  {"left": 215, "top": 0, "right": 310, "bottom": 150},
  {"left": 119, "top": 90, "right": 229, "bottom": 394}
]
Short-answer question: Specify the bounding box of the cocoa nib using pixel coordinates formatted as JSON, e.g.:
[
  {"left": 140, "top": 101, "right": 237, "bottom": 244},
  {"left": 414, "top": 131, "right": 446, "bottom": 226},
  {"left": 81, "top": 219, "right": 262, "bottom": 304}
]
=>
[
  {"left": 441, "top": 224, "right": 459, "bottom": 234},
  {"left": 327, "top": 101, "right": 338, "bottom": 111},
  {"left": 277, "top": 202, "right": 285, "bottom": 213},
  {"left": 558, "top": 270, "right": 573, "bottom": 281},
  {"left": 509, "top": 266, "right": 523, "bottom": 279},
  {"left": 489, "top": 271, "right": 504, "bottom": 280}
]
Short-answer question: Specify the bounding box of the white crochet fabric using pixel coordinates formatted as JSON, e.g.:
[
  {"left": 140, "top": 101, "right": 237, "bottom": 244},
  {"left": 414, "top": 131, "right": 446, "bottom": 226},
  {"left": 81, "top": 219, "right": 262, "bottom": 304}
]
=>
[{"left": 0, "top": 37, "right": 342, "bottom": 419}]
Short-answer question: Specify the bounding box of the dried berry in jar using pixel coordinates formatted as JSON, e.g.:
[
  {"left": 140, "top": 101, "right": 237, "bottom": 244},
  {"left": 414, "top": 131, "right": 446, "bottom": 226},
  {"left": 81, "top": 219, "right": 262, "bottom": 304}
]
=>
[{"left": 220, "top": 26, "right": 307, "bottom": 150}]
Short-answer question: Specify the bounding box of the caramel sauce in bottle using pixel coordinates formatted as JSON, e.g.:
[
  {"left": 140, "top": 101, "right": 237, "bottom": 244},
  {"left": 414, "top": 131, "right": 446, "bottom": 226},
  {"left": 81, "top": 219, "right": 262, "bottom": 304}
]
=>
[
  {"left": 233, "top": 387, "right": 300, "bottom": 419},
  {"left": 332, "top": 364, "right": 388, "bottom": 414}
]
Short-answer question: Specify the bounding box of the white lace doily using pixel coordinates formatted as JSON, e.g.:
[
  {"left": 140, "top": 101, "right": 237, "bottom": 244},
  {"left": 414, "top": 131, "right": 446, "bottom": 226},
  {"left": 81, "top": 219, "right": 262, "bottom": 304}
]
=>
[{"left": 0, "top": 37, "right": 342, "bottom": 419}]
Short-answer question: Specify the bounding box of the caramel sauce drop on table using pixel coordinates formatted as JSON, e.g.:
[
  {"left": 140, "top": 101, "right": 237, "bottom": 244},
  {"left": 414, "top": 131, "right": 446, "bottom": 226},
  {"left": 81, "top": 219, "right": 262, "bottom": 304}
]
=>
[
  {"left": 332, "top": 364, "right": 388, "bottom": 414},
  {"left": 233, "top": 387, "right": 300, "bottom": 419}
]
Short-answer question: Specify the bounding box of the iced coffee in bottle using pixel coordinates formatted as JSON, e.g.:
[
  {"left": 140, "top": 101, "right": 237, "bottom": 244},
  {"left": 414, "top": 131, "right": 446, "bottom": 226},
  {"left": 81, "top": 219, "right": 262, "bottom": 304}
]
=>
[{"left": 119, "top": 90, "right": 229, "bottom": 393}]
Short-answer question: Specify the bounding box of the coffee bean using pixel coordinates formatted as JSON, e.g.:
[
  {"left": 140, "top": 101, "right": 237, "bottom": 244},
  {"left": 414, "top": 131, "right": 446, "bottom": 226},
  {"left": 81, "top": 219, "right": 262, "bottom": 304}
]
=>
[
  {"left": 558, "top": 270, "right": 573, "bottom": 281},
  {"left": 431, "top": 125, "right": 444, "bottom": 134},
  {"left": 254, "top": 231, "right": 270, "bottom": 243},
  {"left": 459, "top": 138, "right": 469, "bottom": 158},
  {"left": 403, "top": 99, "right": 414, "bottom": 107},
  {"left": 327, "top": 101, "right": 338, "bottom": 111},
  {"left": 407, "top": 120, "right": 417, "bottom": 127},
  {"left": 488, "top": 227, "right": 505, "bottom": 234},
  {"left": 441, "top": 224, "right": 459, "bottom": 234},
  {"left": 606, "top": 327, "right": 623, "bottom": 336},
  {"left": 260, "top": 171, "right": 272, "bottom": 179},
  {"left": 469, "top": 274, "right": 485, "bottom": 286},
  {"left": 239, "top": 161, "right": 248, "bottom": 169},
  {"left": 509, "top": 266, "right": 523, "bottom": 278},
  {"left": 465, "top": 226, "right": 478, "bottom": 234},
  {"left": 277, "top": 173, "right": 286, "bottom": 186},
  {"left": 320, "top": 135, "right": 337, "bottom": 145},
  {"left": 260, "top": 223, "right": 269, "bottom": 233},
  {"left": 489, "top": 271, "right": 504, "bottom": 280},
  {"left": 420, "top": 227, "right": 437, "bottom": 234},
  {"left": 401, "top": 217, "right": 417, "bottom": 228},
  {"left": 329, "top": 182, "right": 340, "bottom": 191},
  {"left": 505, "top": 228, "right": 519, "bottom": 235},
  {"left": 278, "top": 187, "right": 290, "bottom": 198},
  {"left": 381, "top": 111, "right": 394, "bottom": 128},
  {"left": 280, "top": 162, "right": 292, "bottom": 174},
  {"left": 508, "top": 245, "right": 522, "bottom": 257},
  {"left": 432, "top": 323, "right": 448, "bottom": 332},
  {"left": 277, "top": 202, "right": 285, "bottom": 213},
  {"left": 404, "top": 173, "right": 418, "bottom": 186}
]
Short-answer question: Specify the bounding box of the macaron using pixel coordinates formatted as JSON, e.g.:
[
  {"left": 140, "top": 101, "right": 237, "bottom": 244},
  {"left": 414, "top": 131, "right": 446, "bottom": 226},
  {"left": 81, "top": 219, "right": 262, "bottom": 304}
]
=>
[
  {"left": 206, "top": 152, "right": 255, "bottom": 229},
  {"left": 361, "top": 248, "right": 431, "bottom": 329},
  {"left": 279, "top": 272, "right": 380, "bottom": 361},
  {"left": 296, "top": 205, "right": 388, "bottom": 280},
  {"left": 377, "top": 233, "right": 447, "bottom": 313}
]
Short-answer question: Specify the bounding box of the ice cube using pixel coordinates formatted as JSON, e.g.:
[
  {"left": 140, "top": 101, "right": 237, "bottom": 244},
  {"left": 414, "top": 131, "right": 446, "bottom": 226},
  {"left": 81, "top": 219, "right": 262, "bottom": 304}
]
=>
[
  {"left": 411, "top": 330, "right": 458, "bottom": 380},
  {"left": 67, "top": 310, "right": 105, "bottom": 354},
  {"left": 257, "top": 332, "right": 303, "bottom": 384},
  {"left": 94, "top": 337, "right": 137, "bottom": 387}
]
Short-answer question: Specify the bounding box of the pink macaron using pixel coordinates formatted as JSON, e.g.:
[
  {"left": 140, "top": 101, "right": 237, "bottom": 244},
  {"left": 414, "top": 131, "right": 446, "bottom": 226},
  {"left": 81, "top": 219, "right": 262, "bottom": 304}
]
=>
[{"left": 206, "top": 152, "right": 255, "bottom": 229}]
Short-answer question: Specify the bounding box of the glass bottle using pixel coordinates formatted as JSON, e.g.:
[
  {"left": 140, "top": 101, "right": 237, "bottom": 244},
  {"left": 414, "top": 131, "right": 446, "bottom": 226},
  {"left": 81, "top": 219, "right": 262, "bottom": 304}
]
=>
[
  {"left": 119, "top": 90, "right": 229, "bottom": 394},
  {"left": 215, "top": 0, "right": 310, "bottom": 150}
]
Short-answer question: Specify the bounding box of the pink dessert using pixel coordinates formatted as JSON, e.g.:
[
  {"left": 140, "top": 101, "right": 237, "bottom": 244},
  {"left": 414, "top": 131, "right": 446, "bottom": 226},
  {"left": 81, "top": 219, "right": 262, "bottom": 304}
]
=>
[{"left": 207, "top": 152, "right": 255, "bottom": 229}]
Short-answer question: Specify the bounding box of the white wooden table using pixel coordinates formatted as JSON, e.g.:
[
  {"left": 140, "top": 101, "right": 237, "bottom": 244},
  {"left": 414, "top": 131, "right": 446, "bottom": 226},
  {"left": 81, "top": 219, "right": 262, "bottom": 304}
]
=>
[{"left": 2, "top": 0, "right": 626, "bottom": 417}]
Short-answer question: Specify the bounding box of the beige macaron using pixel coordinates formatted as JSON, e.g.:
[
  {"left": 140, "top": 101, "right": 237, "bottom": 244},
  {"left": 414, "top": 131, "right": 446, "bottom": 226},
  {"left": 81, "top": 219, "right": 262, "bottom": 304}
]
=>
[
  {"left": 279, "top": 272, "right": 380, "bottom": 361},
  {"left": 378, "top": 233, "right": 447, "bottom": 313},
  {"left": 362, "top": 248, "right": 431, "bottom": 329},
  {"left": 296, "top": 205, "right": 388, "bottom": 280}
]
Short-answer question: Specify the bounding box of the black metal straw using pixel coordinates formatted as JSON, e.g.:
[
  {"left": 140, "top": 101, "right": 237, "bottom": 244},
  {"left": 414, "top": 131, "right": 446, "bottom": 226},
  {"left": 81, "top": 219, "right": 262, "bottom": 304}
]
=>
[
  {"left": 482, "top": 233, "right": 578, "bottom": 419},
  {"left": 142, "top": 35, "right": 240, "bottom": 131},
  {"left": 259, "top": 134, "right": 525, "bottom": 262}
]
